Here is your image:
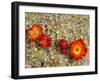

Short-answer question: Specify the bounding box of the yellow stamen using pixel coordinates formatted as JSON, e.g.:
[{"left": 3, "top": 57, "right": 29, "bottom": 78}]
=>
[{"left": 74, "top": 46, "right": 81, "bottom": 55}]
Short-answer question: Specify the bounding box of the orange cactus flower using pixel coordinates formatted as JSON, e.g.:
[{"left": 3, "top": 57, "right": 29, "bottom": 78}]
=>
[
  {"left": 69, "top": 39, "right": 87, "bottom": 60},
  {"left": 38, "top": 34, "right": 52, "bottom": 47},
  {"left": 27, "top": 24, "right": 43, "bottom": 41}
]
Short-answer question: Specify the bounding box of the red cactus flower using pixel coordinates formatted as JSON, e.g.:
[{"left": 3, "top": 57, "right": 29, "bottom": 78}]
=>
[
  {"left": 27, "top": 24, "right": 43, "bottom": 41},
  {"left": 59, "top": 48, "right": 67, "bottom": 54},
  {"left": 58, "top": 39, "right": 67, "bottom": 54},
  {"left": 38, "top": 34, "right": 52, "bottom": 47},
  {"left": 58, "top": 39, "right": 67, "bottom": 49},
  {"left": 69, "top": 39, "right": 87, "bottom": 60}
]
